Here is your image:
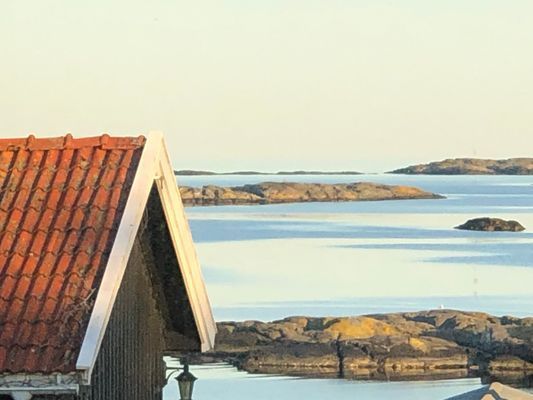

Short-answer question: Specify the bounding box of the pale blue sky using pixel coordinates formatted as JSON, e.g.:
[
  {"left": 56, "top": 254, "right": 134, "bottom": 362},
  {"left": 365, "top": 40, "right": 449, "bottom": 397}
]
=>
[{"left": 1, "top": 1, "right": 532, "bottom": 172}]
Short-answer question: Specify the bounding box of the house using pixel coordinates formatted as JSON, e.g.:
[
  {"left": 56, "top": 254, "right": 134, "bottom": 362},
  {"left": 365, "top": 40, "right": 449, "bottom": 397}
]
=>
[{"left": 0, "top": 133, "right": 216, "bottom": 400}]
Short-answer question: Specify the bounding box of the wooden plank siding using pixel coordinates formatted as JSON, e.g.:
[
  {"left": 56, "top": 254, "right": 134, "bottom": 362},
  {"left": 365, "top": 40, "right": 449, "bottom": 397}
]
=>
[
  {"left": 76, "top": 188, "right": 189, "bottom": 400},
  {"left": 78, "top": 236, "right": 167, "bottom": 400},
  {"left": 75, "top": 187, "right": 200, "bottom": 400}
]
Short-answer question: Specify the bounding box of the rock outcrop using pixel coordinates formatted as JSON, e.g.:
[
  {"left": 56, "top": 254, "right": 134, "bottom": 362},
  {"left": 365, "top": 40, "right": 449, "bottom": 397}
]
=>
[
  {"left": 207, "top": 310, "right": 533, "bottom": 381},
  {"left": 390, "top": 158, "right": 533, "bottom": 175},
  {"left": 455, "top": 218, "right": 526, "bottom": 232},
  {"left": 446, "top": 382, "right": 533, "bottom": 400},
  {"left": 179, "top": 182, "right": 444, "bottom": 206}
]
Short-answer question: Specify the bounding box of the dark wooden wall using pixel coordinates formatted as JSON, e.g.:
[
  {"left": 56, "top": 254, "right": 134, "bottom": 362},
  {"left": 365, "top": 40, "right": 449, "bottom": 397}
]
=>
[
  {"left": 78, "top": 238, "right": 167, "bottom": 400},
  {"left": 141, "top": 186, "right": 200, "bottom": 352}
]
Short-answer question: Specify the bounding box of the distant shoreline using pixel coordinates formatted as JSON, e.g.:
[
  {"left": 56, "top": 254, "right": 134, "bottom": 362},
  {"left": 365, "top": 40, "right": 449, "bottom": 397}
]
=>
[
  {"left": 176, "top": 157, "right": 533, "bottom": 176},
  {"left": 175, "top": 169, "right": 363, "bottom": 176}
]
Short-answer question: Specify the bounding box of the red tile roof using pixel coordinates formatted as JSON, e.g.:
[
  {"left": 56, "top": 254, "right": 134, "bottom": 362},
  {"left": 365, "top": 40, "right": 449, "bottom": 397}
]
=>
[{"left": 0, "top": 134, "right": 145, "bottom": 373}]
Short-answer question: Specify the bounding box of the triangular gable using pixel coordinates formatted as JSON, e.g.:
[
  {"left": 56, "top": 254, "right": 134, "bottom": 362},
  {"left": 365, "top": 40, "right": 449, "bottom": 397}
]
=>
[{"left": 76, "top": 132, "right": 216, "bottom": 382}]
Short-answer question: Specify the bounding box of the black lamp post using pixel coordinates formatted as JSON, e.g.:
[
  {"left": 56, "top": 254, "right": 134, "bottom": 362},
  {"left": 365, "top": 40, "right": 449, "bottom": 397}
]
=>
[{"left": 167, "top": 359, "right": 198, "bottom": 400}]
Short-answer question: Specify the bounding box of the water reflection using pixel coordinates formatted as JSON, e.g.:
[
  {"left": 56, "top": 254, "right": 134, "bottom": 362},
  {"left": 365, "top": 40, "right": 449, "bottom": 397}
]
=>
[
  {"left": 482, "top": 372, "right": 533, "bottom": 390},
  {"left": 163, "top": 363, "right": 487, "bottom": 400},
  {"left": 189, "top": 218, "right": 533, "bottom": 243},
  {"left": 342, "top": 241, "right": 533, "bottom": 268}
]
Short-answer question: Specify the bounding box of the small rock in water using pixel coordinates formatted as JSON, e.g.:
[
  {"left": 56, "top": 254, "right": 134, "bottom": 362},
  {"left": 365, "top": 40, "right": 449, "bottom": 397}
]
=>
[{"left": 455, "top": 217, "right": 525, "bottom": 232}]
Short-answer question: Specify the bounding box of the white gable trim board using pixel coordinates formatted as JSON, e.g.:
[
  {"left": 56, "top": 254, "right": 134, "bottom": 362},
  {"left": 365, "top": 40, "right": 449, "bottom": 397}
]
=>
[
  {"left": 75, "top": 132, "right": 216, "bottom": 384},
  {"left": 156, "top": 138, "right": 216, "bottom": 352}
]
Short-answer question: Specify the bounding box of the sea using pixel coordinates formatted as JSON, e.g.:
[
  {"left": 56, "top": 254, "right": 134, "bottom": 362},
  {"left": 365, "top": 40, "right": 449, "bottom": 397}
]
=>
[{"left": 164, "top": 174, "right": 533, "bottom": 400}]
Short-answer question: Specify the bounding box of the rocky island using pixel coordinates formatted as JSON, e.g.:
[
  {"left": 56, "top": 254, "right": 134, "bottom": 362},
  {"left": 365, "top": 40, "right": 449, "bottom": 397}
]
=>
[
  {"left": 456, "top": 218, "right": 526, "bottom": 232},
  {"left": 203, "top": 310, "right": 533, "bottom": 383},
  {"left": 179, "top": 182, "right": 444, "bottom": 206},
  {"left": 390, "top": 158, "right": 533, "bottom": 175}
]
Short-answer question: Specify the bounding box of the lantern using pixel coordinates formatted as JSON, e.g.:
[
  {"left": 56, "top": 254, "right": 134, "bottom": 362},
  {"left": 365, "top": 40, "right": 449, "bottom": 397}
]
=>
[{"left": 175, "top": 362, "right": 197, "bottom": 400}]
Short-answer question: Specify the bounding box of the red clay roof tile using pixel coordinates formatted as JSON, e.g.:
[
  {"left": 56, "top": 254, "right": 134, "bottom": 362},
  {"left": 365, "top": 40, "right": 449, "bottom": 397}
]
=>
[{"left": 0, "top": 134, "right": 145, "bottom": 373}]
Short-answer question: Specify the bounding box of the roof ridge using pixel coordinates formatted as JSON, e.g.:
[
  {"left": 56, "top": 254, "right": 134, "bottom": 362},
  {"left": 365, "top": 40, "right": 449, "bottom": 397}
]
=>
[{"left": 0, "top": 134, "right": 146, "bottom": 151}]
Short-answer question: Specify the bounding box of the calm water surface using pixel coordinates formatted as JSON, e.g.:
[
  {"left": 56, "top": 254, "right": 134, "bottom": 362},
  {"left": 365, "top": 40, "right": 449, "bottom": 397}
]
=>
[
  {"left": 164, "top": 364, "right": 487, "bottom": 400},
  {"left": 167, "top": 174, "right": 533, "bottom": 399}
]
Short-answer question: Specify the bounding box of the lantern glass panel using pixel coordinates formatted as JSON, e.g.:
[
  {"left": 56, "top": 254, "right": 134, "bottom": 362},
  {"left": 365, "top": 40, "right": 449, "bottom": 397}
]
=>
[{"left": 176, "top": 364, "right": 197, "bottom": 400}]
